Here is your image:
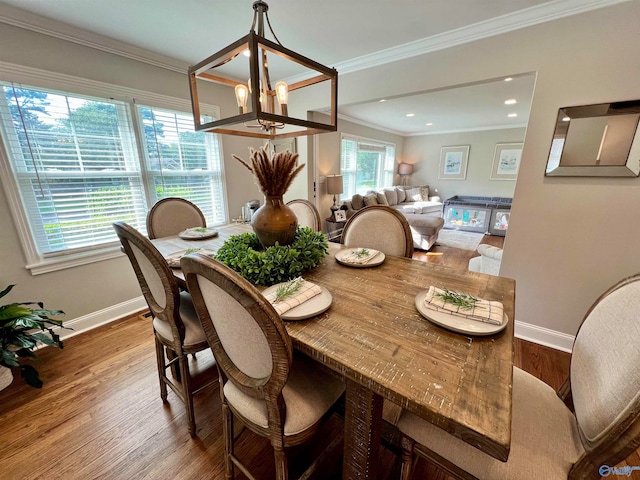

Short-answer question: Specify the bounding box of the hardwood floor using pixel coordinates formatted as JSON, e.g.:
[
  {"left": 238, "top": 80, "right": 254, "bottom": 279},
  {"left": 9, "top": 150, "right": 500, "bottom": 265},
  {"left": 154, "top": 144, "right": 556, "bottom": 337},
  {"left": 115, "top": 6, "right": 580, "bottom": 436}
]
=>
[{"left": 1, "top": 236, "right": 638, "bottom": 479}]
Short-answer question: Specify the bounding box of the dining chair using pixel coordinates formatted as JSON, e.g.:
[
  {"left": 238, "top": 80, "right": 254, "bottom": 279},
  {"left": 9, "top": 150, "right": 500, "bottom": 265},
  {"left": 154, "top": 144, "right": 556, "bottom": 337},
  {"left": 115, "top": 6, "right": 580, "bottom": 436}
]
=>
[
  {"left": 397, "top": 273, "right": 640, "bottom": 480},
  {"left": 286, "top": 199, "right": 322, "bottom": 232},
  {"left": 181, "top": 253, "right": 345, "bottom": 480},
  {"left": 146, "top": 197, "right": 206, "bottom": 239},
  {"left": 113, "top": 221, "right": 217, "bottom": 436},
  {"left": 341, "top": 205, "right": 414, "bottom": 258}
]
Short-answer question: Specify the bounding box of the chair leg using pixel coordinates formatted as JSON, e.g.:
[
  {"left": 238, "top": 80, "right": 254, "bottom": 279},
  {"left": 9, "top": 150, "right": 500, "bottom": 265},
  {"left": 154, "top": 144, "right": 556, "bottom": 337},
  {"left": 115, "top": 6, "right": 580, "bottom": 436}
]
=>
[
  {"left": 179, "top": 353, "right": 196, "bottom": 436},
  {"left": 154, "top": 338, "right": 168, "bottom": 402},
  {"left": 222, "top": 402, "right": 234, "bottom": 480},
  {"left": 167, "top": 348, "right": 182, "bottom": 382},
  {"left": 273, "top": 446, "right": 288, "bottom": 480},
  {"left": 400, "top": 435, "right": 415, "bottom": 480}
]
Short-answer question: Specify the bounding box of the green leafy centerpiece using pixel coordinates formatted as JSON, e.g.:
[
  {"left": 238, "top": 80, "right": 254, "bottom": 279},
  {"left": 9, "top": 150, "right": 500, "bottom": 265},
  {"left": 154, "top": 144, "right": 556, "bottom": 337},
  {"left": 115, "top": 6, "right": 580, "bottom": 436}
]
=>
[{"left": 215, "top": 227, "right": 328, "bottom": 286}]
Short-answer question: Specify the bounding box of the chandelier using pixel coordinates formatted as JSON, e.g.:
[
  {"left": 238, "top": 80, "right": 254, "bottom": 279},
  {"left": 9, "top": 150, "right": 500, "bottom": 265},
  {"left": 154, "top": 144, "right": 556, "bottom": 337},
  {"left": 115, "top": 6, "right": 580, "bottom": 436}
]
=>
[{"left": 188, "top": 1, "right": 338, "bottom": 139}]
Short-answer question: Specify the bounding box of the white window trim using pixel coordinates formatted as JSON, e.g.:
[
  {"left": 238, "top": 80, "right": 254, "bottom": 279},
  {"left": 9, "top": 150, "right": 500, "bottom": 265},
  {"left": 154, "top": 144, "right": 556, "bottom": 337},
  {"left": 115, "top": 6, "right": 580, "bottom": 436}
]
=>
[{"left": 0, "top": 61, "right": 222, "bottom": 275}]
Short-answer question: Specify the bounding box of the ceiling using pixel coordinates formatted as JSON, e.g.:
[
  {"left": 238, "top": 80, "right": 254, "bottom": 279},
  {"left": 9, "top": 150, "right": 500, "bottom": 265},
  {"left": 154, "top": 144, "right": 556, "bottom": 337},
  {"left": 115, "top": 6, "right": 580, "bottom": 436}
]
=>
[{"left": 0, "top": 0, "right": 625, "bottom": 135}]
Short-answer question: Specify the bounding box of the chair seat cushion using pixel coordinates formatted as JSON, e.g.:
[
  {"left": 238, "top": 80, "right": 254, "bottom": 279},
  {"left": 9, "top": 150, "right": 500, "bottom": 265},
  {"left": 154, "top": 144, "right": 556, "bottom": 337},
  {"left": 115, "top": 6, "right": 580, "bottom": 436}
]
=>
[
  {"left": 224, "top": 353, "right": 344, "bottom": 437},
  {"left": 397, "top": 367, "right": 585, "bottom": 480},
  {"left": 153, "top": 291, "right": 207, "bottom": 347}
]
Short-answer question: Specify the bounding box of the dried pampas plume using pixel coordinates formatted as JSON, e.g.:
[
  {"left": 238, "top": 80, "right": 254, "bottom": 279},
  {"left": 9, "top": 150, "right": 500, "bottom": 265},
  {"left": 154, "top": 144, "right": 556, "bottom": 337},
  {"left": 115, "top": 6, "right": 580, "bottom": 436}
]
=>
[{"left": 233, "top": 145, "right": 305, "bottom": 197}]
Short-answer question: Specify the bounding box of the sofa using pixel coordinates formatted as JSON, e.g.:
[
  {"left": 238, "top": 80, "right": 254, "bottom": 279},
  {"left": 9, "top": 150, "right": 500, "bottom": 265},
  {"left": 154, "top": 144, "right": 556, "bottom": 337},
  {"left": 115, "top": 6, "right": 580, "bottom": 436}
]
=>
[
  {"left": 342, "top": 185, "right": 445, "bottom": 251},
  {"left": 468, "top": 244, "right": 503, "bottom": 276}
]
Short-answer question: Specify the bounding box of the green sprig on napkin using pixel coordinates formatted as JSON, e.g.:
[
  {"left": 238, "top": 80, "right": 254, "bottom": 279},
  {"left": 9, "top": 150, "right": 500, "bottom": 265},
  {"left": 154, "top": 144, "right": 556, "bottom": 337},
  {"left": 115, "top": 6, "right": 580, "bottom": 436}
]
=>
[
  {"left": 434, "top": 289, "right": 478, "bottom": 310},
  {"left": 274, "top": 277, "right": 304, "bottom": 303}
]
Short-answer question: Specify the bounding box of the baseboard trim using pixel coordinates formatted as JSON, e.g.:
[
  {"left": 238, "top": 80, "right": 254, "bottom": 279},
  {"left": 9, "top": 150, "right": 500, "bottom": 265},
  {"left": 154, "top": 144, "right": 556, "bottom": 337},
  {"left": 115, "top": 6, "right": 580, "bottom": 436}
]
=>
[
  {"left": 57, "top": 296, "right": 147, "bottom": 340},
  {"left": 514, "top": 320, "right": 575, "bottom": 353}
]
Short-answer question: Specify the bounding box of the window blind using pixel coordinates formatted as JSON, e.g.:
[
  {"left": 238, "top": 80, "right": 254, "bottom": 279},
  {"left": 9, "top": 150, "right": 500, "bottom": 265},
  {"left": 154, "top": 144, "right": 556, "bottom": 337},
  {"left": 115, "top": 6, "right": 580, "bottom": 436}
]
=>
[
  {"left": 0, "top": 83, "right": 147, "bottom": 255},
  {"left": 0, "top": 82, "right": 228, "bottom": 262},
  {"left": 137, "top": 105, "right": 226, "bottom": 226}
]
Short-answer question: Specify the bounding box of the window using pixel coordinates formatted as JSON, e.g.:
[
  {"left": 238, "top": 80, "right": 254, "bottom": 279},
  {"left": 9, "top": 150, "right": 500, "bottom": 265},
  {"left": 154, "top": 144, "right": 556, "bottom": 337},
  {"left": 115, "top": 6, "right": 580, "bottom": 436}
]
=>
[
  {"left": 0, "top": 81, "right": 226, "bottom": 271},
  {"left": 340, "top": 135, "right": 395, "bottom": 198},
  {"left": 137, "top": 105, "right": 226, "bottom": 225}
]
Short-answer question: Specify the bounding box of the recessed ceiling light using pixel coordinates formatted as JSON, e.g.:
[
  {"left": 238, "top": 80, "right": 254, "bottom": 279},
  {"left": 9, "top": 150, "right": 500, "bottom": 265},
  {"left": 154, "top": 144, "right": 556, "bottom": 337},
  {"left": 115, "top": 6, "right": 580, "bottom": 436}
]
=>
[
  {"left": 406, "top": 113, "right": 415, "bottom": 117},
  {"left": 562, "top": 116, "right": 571, "bottom": 122},
  {"left": 425, "top": 122, "right": 433, "bottom": 126},
  {"left": 379, "top": 99, "right": 386, "bottom": 102},
  {"left": 508, "top": 113, "right": 518, "bottom": 118},
  {"left": 504, "top": 99, "right": 517, "bottom": 105},
  {"left": 504, "top": 77, "right": 513, "bottom": 82},
  {"left": 242, "top": 49, "right": 251, "bottom": 57}
]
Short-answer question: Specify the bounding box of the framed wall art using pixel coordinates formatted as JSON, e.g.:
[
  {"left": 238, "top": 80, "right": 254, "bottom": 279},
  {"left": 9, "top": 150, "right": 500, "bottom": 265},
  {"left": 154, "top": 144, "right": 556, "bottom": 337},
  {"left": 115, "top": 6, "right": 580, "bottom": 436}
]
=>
[
  {"left": 438, "top": 145, "right": 470, "bottom": 180},
  {"left": 491, "top": 143, "right": 522, "bottom": 180}
]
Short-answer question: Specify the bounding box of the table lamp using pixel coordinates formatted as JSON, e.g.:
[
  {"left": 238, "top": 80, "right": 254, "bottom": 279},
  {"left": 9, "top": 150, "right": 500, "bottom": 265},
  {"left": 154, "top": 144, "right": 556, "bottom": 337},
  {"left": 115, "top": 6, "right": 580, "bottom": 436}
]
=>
[
  {"left": 398, "top": 163, "right": 414, "bottom": 186},
  {"left": 326, "top": 174, "right": 343, "bottom": 217}
]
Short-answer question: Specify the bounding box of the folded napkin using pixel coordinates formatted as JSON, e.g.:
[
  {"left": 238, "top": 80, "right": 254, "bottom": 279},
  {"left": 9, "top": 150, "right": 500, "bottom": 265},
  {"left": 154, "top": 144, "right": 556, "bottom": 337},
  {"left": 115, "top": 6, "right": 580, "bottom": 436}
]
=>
[
  {"left": 423, "top": 286, "right": 503, "bottom": 325},
  {"left": 264, "top": 278, "right": 323, "bottom": 315},
  {"left": 342, "top": 248, "right": 380, "bottom": 265}
]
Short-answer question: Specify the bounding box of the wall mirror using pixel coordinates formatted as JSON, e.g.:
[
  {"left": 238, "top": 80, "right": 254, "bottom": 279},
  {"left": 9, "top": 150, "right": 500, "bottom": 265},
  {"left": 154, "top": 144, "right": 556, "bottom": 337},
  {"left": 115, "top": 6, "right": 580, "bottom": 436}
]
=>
[{"left": 545, "top": 100, "right": 640, "bottom": 177}]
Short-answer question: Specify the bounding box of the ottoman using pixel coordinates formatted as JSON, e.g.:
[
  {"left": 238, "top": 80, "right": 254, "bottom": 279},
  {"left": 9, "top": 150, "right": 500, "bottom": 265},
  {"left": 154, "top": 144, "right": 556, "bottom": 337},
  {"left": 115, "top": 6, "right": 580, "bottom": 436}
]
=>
[{"left": 404, "top": 214, "right": 445, "bottom": 251}]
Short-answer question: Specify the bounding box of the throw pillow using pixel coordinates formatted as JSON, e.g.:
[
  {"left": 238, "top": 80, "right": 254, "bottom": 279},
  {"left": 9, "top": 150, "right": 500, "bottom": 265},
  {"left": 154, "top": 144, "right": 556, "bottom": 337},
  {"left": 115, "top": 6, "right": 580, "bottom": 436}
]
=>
[
  {"left": 395, "top": 187, "right": 407, "bottom": 203},
  {"left": 420, "top": 186, "right": 430, "bottom": 201},
  {"left": 363, "top": 193, "right": 379, "bottom": 206},
  {"left": 383, "top": 188, "right": 398, "bottom": 206},
  {"left": 376, "top": 192, "right": 389, "bottom": 206},
  {"left": 406, "top": 187, "right": 422, "bottom": 202},
  {"left": 351, "top": 193, "right": 364, "bottom": 210}
]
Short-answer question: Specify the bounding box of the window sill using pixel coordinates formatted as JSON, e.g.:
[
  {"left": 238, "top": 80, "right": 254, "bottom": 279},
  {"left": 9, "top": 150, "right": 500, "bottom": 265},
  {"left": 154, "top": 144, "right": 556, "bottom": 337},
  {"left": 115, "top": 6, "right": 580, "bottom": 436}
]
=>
[{"left": 26, "top": 245, "right": 125, "bottom": 275}]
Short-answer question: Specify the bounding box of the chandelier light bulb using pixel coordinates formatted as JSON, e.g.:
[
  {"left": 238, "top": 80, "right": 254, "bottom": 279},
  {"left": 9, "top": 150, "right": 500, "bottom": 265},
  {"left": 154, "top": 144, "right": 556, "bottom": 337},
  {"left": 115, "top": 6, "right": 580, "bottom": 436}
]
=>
[
  {"left": 235, "top": 84, "right": 249, "bottom": 114},
  {"left": 275, "top": 81, "right": 289, "bottom": 116}
]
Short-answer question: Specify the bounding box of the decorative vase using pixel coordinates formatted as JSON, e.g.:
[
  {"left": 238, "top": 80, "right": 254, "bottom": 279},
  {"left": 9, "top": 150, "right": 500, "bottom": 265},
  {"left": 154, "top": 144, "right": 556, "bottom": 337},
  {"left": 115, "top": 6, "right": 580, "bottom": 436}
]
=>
[
  {"left": 0, "top": 366, "right": 13, "bottom": 391},
  {"left": 251, "top": 195, "right": 298, "bottom": 248}
]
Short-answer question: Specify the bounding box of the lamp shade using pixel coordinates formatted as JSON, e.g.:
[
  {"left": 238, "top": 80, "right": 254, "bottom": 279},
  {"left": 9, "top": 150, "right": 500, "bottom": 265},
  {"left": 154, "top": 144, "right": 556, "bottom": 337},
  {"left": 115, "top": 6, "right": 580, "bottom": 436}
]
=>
[
  {"left": 398, "top": 163, "right": 414, "bottom": 175},
  {"left": 326, "top": 174, "right": 344, "bottom": 195}
]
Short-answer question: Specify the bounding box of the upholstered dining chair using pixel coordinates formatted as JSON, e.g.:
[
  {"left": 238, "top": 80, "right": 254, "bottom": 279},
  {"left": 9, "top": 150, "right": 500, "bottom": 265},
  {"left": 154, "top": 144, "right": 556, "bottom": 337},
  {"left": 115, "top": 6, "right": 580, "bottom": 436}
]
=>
[
  {"left": 113, "top": 221, "right": 217, "bottom": 436},
  {"left": 181, "top": 253, "right": 345, "bottom": 480},
  {"left": 341, "top": 205, "right": 414, "bottom": 258},
  {"left": 286, "top": 199, "right": 322, "bottom": 232},
  {"left": 397, "top": 273, "right": 640, "bottom": 480},
  {"left": 146, "top": 197, "right": 206, "bottom": 239}
]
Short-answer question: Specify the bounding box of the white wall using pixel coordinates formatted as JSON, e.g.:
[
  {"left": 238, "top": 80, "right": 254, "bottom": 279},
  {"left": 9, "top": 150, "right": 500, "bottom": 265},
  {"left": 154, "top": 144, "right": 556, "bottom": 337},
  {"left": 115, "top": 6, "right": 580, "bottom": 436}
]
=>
[
  {"left": 308, "top": 0, "right": 640, "bottom": 347},
  {"left": 402, "top": 128, "right": 526, "bottom": 200}
]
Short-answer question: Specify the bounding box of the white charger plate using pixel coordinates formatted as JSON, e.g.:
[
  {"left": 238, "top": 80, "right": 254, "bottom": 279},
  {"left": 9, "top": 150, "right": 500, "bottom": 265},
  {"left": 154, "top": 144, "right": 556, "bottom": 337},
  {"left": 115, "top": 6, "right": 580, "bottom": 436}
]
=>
[
  {"left": 165, "top": 248, "right": 213, "bottom": 268},
  {"left": 414, "top": 290, "right": 508, "bottom": 336},
  {"left": 178, "top": 227, "right": 219, "bottom": 240},
  {"left": 335, "top": 248, "right": 385, "bottom": 268},
  {"left": 262, "top": 283, "right": 333, "bottom": 321}
]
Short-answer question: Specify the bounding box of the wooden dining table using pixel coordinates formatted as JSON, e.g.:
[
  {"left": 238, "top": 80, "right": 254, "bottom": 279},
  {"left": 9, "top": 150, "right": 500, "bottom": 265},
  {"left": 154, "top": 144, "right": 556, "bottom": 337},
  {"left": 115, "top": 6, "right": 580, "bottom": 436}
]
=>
[{"left": 152, "top": 223, "right": 515, "bottom": 479}]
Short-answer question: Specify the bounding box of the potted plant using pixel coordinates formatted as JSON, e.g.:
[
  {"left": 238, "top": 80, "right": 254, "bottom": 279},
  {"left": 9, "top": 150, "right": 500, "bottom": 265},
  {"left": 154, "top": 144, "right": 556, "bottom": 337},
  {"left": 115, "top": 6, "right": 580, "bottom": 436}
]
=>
[
  {"left": 233, "top": 146, "right": 305, "bottom": 247},
  {"left": 0, "top": 284, "right": 66, "bottom": 389}
]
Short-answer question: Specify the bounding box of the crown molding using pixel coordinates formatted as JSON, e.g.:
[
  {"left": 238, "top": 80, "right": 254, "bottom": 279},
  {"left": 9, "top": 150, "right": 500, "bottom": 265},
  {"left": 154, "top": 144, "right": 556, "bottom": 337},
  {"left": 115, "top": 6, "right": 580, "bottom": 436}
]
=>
[
  {"left": 0, "top": 4, "right": 189, "bottom": 74},
  {"left": 295, "top": 0, "right": 630, "bottom": 82},
  {"left": 337, "top": 113, "right": 405, "bottom": 137},
  {"left": 0, "top": 0, "right": 628, "bottom": 81}
]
